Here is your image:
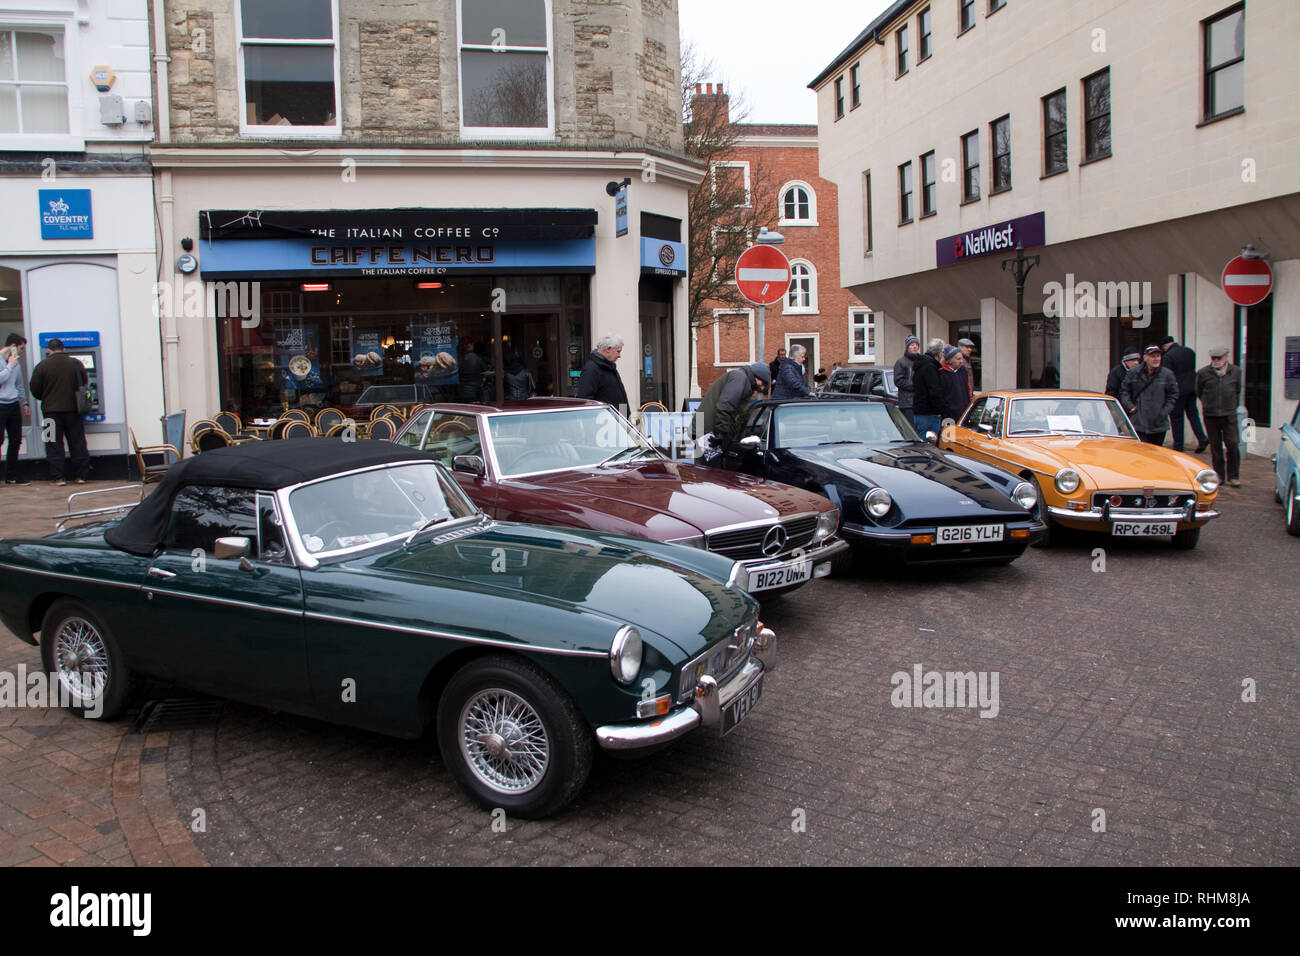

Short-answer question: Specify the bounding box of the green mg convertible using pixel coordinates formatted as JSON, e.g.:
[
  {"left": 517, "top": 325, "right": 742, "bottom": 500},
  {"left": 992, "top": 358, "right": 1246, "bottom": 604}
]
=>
[{"left": 0, "top": 440, "right": 774, "bottom": 818}]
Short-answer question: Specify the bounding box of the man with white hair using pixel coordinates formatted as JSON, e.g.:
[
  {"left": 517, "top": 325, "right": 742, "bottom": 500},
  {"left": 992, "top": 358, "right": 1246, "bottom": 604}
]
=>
[
  {"left": 771, "top": 343, "right": 812, "bottom": 399},
  {"left": 911, "top": 339, "right": 946, "bottom": 437},
  {"left": 576, "top": 333, "right": 629, "bottom": 410}
]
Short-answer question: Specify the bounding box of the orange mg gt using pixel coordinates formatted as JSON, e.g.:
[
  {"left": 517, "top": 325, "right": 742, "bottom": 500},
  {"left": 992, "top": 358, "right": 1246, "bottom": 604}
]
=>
[{"left": 940, "top": 390, "right": 1220, "bottom": 548}]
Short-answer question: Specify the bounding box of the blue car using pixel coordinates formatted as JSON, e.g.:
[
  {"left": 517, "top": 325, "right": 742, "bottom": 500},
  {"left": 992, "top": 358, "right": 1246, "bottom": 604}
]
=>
[{"left": 1275, "top": 401, "right": 1300, "bottom": 536}]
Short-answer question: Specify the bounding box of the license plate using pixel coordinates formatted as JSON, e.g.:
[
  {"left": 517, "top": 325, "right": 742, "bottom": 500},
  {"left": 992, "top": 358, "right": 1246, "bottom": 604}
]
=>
[
  {"left": 1112, "top": 521, "right": 1178, "bottom": 536},
  {"left": 936, "top": 523, "right": 1004, "bottom": 544},
  {"left": 747, "top": 559, "right": 811, "bottom": 592},
  {"left": 722, "top": 675, "right": 763, "bottom": 735}
]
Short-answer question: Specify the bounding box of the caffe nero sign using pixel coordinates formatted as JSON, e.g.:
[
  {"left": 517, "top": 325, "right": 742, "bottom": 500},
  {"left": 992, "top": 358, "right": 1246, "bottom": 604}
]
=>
[{"left": 936, "top": 212, "right": 1045, "bottom": 267}]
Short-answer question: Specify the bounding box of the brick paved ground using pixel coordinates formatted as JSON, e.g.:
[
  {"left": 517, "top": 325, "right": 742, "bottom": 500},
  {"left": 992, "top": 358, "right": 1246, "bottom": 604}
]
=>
[{"left": 1, "top": 455, "right": 1296, "bottom": 866}]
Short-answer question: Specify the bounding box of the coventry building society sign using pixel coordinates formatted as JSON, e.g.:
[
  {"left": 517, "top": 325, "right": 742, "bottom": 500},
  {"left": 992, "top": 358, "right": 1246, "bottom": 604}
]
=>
[
  {"left": 936, "top": 212, "right": 1045, "bottom": 267},
  {"left": 38, "top": 189, "right": 94, "bottom": 239}
]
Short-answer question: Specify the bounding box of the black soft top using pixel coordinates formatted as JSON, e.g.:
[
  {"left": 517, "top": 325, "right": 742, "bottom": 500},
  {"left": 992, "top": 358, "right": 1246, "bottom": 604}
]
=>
[{"left": 104, "top": 439, "right": 427, "bottom": 556}]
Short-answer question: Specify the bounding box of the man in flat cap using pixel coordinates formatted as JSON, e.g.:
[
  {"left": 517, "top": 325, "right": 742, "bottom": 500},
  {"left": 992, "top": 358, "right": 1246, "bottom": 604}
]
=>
[
  {"left": 1121, "top": 344, "right": 1178, "bottom": 445},
  {"left": 956, "top": 338, "right": 976, "bottom": 402},
  {"left": 1105, "top": 348, "right": 1141, "bottom": 398},
  {"left": 1195, "top": 346, "right": 1242, "bottom": 486}
]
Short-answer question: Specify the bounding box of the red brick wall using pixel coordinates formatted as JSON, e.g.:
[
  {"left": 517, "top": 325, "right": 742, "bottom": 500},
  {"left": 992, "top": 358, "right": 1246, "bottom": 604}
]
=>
[{"left": 695, "top": 127, "right": 867, "bottom": 394}]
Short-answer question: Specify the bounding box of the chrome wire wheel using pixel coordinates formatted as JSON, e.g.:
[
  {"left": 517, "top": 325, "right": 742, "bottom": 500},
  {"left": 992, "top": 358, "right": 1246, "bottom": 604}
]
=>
[
  {"left": 458, "top": 688, "right": 550, "bottom": 794},
  {"left": 52, "top": 616, "right": 108, "bottom": 704}
]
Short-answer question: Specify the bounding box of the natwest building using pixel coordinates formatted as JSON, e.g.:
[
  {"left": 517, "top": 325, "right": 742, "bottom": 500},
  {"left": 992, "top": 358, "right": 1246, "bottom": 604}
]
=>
[{"left": 811, "top": 0, "right": 1300, "bottom": 454}]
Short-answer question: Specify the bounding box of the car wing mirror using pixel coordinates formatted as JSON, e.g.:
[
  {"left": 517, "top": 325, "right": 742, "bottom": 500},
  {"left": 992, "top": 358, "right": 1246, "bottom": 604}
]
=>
[
  {"left": 739, "top": 434, "right": 762, "bottom": 448},
  {"left": 978, "top": 422, "right": 993, "bottom": 432},
  {"left": 214, "top": 536, "right": 251, "bottom": 560},
  {"left": 452, "top": 455, "right": 486, "bottom": 478}
]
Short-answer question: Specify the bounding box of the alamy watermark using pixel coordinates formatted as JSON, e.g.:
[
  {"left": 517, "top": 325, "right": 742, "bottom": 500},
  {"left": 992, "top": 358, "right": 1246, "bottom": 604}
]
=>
[
  {"left": 1042, "top": 273, "right": 1152, "bottom": 328},
  {"left": 890, "top": 664, "right": 1000, "bottom": 718},
  {"left": 0, "top": 664, "right": 103, "bottom": 718},
  {"left": 154, "top": 278, "right": 261, "bottom": 328}
]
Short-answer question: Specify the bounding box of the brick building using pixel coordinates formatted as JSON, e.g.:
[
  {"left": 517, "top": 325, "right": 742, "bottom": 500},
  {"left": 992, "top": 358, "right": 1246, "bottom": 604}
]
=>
[{"left": 690, "top": 84, "right": 866, "bottom": 397}]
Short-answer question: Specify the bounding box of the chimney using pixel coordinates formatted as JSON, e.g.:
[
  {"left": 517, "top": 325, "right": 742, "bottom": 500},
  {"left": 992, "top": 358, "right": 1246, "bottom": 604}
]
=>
[{"left": 689, "top": 79, "right": 731, "bottom": 124}]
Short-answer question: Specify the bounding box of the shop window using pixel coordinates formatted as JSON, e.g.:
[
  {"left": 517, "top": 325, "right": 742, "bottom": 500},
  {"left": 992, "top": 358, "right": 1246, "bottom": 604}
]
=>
[
  {"left": 961, "top": 130, "right": 980, "bottom": 202},
  {"left": 778, "top": 182, "right": 817, "bottom": 225},
  {"left": 238, "top": 0, "right": 340, "bottom": 137},
  {"left": 785, "top": 261, "right": 817, "bottom": 314},
  {"left": 459, "top": 0, "right": 552, "bottom": 137},
  {"left": 1017, "top": 314, "right": 1060, "bottom": 389},
  {"left": 1042, "top": 88, "right": 1067, "bottom": 175},
  {"left": 1202, "top": 4, "right": 1244, "bottom": 122},
  {"left": 920, "top": 151, "right": 936, "bottom": 216},
  {"left": 991, "top": 114, "right": 1011, "bottom": 193},
  {"left": 849, "top": 310, "right": 876, "bottom": 362},
  {"left": 0, "top": 24, "right": 76, "bottom": 149},
  {"left": 1083, "top": 67, "right": 1111, "bottom": 162}
]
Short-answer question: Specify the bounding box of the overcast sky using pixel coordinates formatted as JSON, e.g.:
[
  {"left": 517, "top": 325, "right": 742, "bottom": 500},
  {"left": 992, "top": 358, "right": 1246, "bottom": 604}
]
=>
[{"left": 678, "top": 0, "right": 894, "bottom": 124}]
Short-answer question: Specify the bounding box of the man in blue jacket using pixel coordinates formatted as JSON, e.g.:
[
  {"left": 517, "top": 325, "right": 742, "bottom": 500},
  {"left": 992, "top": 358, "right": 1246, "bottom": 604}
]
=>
[{"left": 771, "top": 344, "right": 811, "bottom": 399}]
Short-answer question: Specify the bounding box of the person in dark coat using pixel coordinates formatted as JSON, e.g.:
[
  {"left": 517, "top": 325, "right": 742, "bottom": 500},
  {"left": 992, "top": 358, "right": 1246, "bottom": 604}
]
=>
[
  {"left": 28, "top": 338, "right": 90, "bottom": 485},
  {"left": 1105, "top": 349, "right": 1141, "bottom": 398},
  {"left": 771, "top": 344, "right": 812, "bottom": 399},
  {"left": 0, "top": 333, "right": 30, "bottom": 484},
  {"left": 939, "top": 345, "right": 969, "bottom": 423},
  {"left": 458, "top": 342, "right": 486, "bottom": 402},
  {"left": 768, "top": 348, "right": 785, "bottom": 385},
  {"left": 956, "top": 337, "right": 977, "bottom": 401},
  {"left": 1120, "top": 345, "right": 1178, "bottom": 444},
  {"left": 893, "top": 335, "right": 920, "bottom": 426},
  {"left": 1195, "top": 346, "right": 1242, "bottom": 485},
  {"left": 575, "top": 334, "right": 629, "bottom": 411},
  {"left": 911, "top": 339, "right": 945, "bottom": 437},
  {"left": 502, "top": 352, "right": 536, "bottom": 400},
  {"left": 1159, "top": 335, "right": 1208, "bottom": 452},
  {"left": 700, "top": 362, "right": 770, "bottom": 453}
]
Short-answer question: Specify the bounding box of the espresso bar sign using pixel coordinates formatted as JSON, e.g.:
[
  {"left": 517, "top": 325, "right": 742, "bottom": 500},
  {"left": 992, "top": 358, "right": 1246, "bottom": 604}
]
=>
[{"left": 936, "top": 212, "right": 1045, "bottom": 267}]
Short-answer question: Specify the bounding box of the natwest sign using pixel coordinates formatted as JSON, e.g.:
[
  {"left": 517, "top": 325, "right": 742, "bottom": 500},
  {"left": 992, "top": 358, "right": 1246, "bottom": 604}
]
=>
[{"left": 937, "top": 212, "right": 1045, "bottom": 267}]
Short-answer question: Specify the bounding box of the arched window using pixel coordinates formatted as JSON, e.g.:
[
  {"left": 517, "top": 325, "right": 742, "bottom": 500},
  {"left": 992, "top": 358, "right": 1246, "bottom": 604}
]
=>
[
  {"left": 785, "top": 260, "right": 817, "bottom": 313},
  {"left": 778, "top": 181, "right": 818, "bottom": 225}
]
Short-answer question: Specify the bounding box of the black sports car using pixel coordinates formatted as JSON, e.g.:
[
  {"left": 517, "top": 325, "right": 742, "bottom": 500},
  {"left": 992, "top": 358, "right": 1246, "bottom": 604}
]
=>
[{"left": 706, "top": 397, "right": 1047, "bottom": 567}]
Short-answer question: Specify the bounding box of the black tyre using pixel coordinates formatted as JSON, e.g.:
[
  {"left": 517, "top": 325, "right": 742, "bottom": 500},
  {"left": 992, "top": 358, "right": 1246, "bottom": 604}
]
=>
[
  {"left": 437, "top": 655, "right": 592, "bottom": 819},
  {"left": 39, "top": 599, "right": 135, "bottom": 720},
  {"left": 1029, "top": 476, "right": 1053, "bottom": 548},
  {"left": 1287, "top": 480, "right": 1300, "bottom": 537},
  {"left": 1172, "top": 527, "right": 1201, "bottom": 550}
]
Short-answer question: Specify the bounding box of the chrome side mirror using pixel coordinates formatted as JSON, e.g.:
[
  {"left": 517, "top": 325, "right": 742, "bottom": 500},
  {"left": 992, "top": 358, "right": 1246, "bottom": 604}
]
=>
[
  {"left": 452, "top": 455, "right": 486, "bottom": 477},
  {"left": 739, "top": 435, "right": 762, "bottom": 448},
  {"left": 214, "top": 536, "right": 251, "bottom": 560}
]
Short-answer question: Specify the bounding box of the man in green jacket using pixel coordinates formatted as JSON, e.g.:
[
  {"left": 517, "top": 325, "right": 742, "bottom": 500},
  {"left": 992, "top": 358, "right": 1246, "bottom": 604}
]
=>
[
  {"left": 28, "top": 339, "right": 90, "bottom": 485},
  {"left": 1195, "top": 346, "right": 1242, "bottom": 486}
]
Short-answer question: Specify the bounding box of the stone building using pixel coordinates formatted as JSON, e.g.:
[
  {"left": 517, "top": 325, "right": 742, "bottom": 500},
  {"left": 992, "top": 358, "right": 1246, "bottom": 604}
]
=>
[
  {"left": 812, "top": 0, "right": 1300, "bottom": 455},
  {"left": 689, "top": 84, "right": 863, "bottom": 397},
  {"left": 152, "top": 0, "right": 702, "bottom": 424}
]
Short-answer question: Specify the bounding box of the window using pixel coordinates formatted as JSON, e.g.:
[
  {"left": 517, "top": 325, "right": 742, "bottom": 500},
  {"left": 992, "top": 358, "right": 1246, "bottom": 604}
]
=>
[
  {"left": 166, "top": 487, "right": 258, "bottom": 554},
  {"left": 711, "top": 161, "right": 751, "bottom": 207},
  {"left": 785, "top": 261, "right": 817, "bottom": 314},
  {"left": 959, "top": 0, "right": 976, "bottom": 33},
  {"left": 919, "top": 7, "right": 932, "bottom": 61},
  {"left": 920, "top": 150, "right": 936, "bottom": 216},
  {"left": 850, "top": 63, "right": 861, "bottom": 109},
  {"left": 850, "top": 310, "right": 877, "bottom": 362},
  {"left": 862, "top": 171, "right": 874, "bottom": 253},
  {"left": 834, "top": 76, "right": 844, "bottom": 119},
  {"left": 961, "top": 130, "right": 980, "bottom": 201},
  {"left": 989, "top": 0, "right": 1006, "bottom": 12},
  {"left": 1042, "top": 88, "right": 1067, "bottom": 175},
  {"left": 1203, "top": 4, "right": 1244, "bottom": 121},
  {"left": 896, "top": 25, "right": 909, "bottom": 76},
  {"left": 898, "top": 161, "right": 913, "bottom": 224},
  {"left": 238, "top": 0, "right": 340, "bottom": 136},
  {"left": 459, "top": 0, "right": 553, "bottom": 137},
  {"left": 711, "top": 309, "right": 755, "bottom": 367},
  {"left": 0, "top": 24, "right": 78, "bottom": 148},
  {"left": 991, "top": 114, "right": 1011, "bottom": 192},
  {"left": 1083, "top": 68, "right": 1110, "bottom": 161},
  {"left": 779, "top": 182, "right": 817, "bottom": 225}
]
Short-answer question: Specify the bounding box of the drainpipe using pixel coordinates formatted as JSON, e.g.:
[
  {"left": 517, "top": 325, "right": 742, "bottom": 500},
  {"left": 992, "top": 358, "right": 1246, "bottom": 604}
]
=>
[
  {"left": 152, "top": 2, "right": 180, "bottom": 413},
  {"left": 152, "top": 0, "right": 169, "bottom": 141}
]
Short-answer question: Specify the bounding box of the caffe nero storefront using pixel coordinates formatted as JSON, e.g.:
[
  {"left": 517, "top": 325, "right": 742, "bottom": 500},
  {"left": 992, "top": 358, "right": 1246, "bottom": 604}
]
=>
[{"left": 198, "top": 207, "right": 683, "bottom": 418}]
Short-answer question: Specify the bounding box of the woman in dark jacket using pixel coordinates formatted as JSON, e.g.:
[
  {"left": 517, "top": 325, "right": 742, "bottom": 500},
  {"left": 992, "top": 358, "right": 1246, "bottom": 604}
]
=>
[
  {"left": 938, "top": 346, "right": 969, "bottom": 423},
  {"left": 502, "top": 352, "right": 536, "bottom": 400}
]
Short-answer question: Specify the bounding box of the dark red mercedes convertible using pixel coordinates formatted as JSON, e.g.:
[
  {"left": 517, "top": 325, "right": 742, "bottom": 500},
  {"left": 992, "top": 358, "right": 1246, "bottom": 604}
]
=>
[{"left": 393, "top": 399, "right": 847, "bottom": 595}]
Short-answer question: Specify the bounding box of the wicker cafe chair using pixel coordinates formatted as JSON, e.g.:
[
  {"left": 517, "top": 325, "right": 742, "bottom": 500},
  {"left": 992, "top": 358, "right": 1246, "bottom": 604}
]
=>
[
  {"left": 281, "top": 408, "right": 312, "bottom": 424},
  {"left": 366, "top": 416, "right": 397, "bottom": 442},
  {"left": 315, "top": 407, "right": 345, "bottom": 432},
  {"left": 369, "top": 404, "right": 404, "bottom": 423},
  {"left": 280, "top": 420, "right": 317, "bottom": 439},
  {"left": 324, "top": 422, "right": 352, "bottom": 439},
  {"left": 639, "top": 401, "right": 668, "bottom": 414},
  {"left": 189, "top": 419, "right": 221, "bottom": 454},
  {"left": 194, "top": 428, "right": 234, "bottom": 453},
  {"left": 213, "top": 411, "right": 241, "bottom": 435},
  {"left": 129, "top": 428, "right": 181, "bottom": 482}
]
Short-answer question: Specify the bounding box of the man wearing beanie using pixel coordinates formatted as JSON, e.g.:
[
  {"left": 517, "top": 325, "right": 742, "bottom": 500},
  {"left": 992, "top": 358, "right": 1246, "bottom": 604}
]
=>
[
  {"left": 893, "top": 334, "right": 921, "bottom": 426},
  {"left": 700, "top": 361, "right": 771, "bottom": 454},
  {"left": 1106, "top": 348, "right": 1141, "bottom": 398},
  {"left": 911, "top": 339, "right": 945, "bottom": 437},
  {"left": 939, "top": 344, "right": 969, "bottom": 423}
]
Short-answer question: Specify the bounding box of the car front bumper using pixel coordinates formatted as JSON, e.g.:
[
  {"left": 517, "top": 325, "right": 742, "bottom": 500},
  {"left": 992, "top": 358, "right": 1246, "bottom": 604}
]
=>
[
  {"left": 839, "top": 519, "right": 1044, "bottom": 563},
  {"left": 594, "top": 627, "right": 776, "bottom": 752},
  {"left": 1046, "top": 504, "right": 1219, "bottom": 525},
  {"left": 740, "top": 538, "right": 849, "bottom": 592}
]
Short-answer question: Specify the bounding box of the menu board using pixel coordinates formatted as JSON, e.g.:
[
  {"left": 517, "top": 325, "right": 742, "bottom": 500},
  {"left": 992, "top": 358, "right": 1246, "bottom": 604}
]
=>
[
  {"left": 412, "top": 321, "right": 459, "bottom": 385},
  {"left": 349, "top": 329, "right": 384, "bottom": 377}
]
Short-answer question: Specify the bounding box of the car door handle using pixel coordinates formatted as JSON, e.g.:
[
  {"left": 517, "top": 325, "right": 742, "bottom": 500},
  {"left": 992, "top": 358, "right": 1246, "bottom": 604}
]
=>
[{"left": 147, "top": 567, "right": 177, "bottom": 580}]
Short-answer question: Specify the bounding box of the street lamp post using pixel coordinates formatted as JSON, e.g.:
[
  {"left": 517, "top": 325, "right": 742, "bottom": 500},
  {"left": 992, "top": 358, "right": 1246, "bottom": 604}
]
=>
[
  {"left": 1000, "top": 242, "right": 1040, "bottom": 326},
  {"left": 754, "top": 227, "right": 784, "bottom": 363}
]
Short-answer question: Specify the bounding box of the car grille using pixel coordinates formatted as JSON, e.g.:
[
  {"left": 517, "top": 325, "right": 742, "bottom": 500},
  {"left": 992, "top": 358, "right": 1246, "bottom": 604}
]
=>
[
  {"left": 677, "top": 620, "right": 758, "bottom": 703},
  {"left": 706, "top": 514, "right": 819, "bottom": 560},
  {"left": 1092, "top": 491, "right": 1195, "bottom": 510}
]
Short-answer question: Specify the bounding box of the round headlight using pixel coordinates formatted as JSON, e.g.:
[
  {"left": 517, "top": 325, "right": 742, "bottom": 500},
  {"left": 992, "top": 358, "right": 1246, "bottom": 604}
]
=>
[
  {"left": 1054, "top": 468, "right": 1081, "bottom": 494},
  {"left": 1195, "top": 469, "right": 1220, "bottom": 494},
  {"left": 610, "top": 626, "right": 642, "bottom": 685},
  {"left": 1012, "top": 481, "right": 1037, "bottom": 510},
  {"left": 814, "top": 509, "right": 840, "bottom": 542},
  {"left": 864, "top": 488, "right": 893, "bottom": 518}
]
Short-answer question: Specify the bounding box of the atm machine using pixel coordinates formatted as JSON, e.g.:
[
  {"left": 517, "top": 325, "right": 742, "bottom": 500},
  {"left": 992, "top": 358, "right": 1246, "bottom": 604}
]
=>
[{"left": 37, "top": 331, "right": 105, "bottom": 422}]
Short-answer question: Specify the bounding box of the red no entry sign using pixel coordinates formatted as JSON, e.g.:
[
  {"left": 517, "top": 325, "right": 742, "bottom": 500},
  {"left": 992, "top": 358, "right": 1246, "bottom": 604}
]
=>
[
  {"left": 1221, "top": 255, "right": 1273, "bottom": 307},
  {"left": 735, "top": 244, "right": 791, "bottom": 306}
]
